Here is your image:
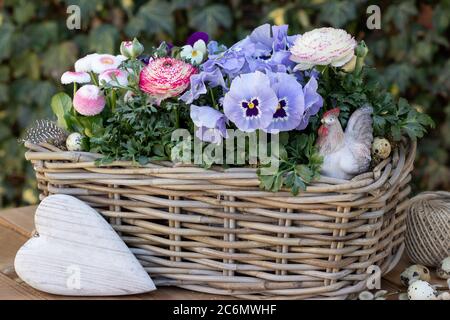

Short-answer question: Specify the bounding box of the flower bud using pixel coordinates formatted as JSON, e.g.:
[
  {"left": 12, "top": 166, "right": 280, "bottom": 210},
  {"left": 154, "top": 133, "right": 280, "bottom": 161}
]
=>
[
  {"left": 341, "top": 55, "right": 357, "bottom": 72},
  {"left": 120, "top": 38, "right": 144, "bottom": 59},
  {"left": 355, "top": 41, "right": 368, "bottom": 58}
]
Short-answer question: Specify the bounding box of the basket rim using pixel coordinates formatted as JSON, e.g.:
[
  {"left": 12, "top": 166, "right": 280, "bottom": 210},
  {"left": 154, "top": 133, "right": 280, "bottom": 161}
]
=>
[{"left": 24, "top": 137, "right": 416, "bottom": 195}]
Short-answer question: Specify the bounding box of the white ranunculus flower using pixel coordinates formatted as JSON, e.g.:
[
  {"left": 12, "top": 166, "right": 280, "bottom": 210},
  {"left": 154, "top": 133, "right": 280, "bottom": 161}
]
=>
[{"left": 290, "top": 27, "right": 357, "bottom": 71}]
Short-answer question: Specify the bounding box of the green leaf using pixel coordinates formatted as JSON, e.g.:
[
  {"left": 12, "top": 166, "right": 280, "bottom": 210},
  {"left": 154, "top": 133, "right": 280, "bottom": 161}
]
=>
[
  {"left": 0, "top": 23, "right": 14, "bottom": 62},
  {"left": 12, "top": 51, "right": 40, "bottom": 80},
  {"left": 318, "top": 0, "right": 357, "bottom": 27},
  {"left": 129, "top": 0, "right": 175, "bottom": 36},
  {"left": 0, "top": 84, "right": 9, "bottom": 103},
  {"left": 42, "top": 42, "right": 78, "bottom": 79},
  {"left": 189, "top": 4, "right": 232, "bottom": 36},
  {"left": 26, "top": 22, "right": 58, "bottom": 51},
  {"left": 51, "top": 93, "right": 72, "bottom": 130},
  {"left": 88, "top": 24, "right": 119, "bottom": 53},
  {"left": 13, "top": 0, "right": 36, "bottom": 25}
]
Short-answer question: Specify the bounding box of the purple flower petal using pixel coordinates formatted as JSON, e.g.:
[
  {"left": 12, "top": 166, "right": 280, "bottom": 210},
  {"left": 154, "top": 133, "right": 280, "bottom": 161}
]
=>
[
  {"left": 272, "top": 25, "right": 289, "bottom": 51},
  {"left": 249, "top": 24, "right": 273, "bottom": 49},
  {"left": 223, "top": 71, "right": 278, "bottom": 132},
  {"left": 180, "top": 68, "right": 226, "bottom": 104},
  {"left": 296, "top": 76, "right": 323, "bottom": 130},
  {"left": 187, "top": 32, "right": 209, "bottom": 46},
  {"left": 264, "top": 72, "right": 305, "bottom": 133},
  {"left": 190, "top": 105, "right": 228, "bottom": 144}
]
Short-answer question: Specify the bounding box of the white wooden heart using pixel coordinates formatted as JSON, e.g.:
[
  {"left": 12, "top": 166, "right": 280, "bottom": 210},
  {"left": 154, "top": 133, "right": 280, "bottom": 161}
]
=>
[{"left": 14, "top": 194, "right": 156, "bottom": 296}]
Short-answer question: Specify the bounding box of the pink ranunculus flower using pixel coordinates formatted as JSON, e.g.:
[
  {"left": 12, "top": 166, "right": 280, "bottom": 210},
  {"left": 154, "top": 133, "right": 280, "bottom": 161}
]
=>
[
  {"left": 290, "top": 27, "right": 357, "bottom": 71},
  {"left": 73, "top": 85, "right": 106, "bottom": 116},
  {"left": 99, "top": 69, "right": 129, "bottom": 86},
  {"left": 139, "top": 57, "right": 197, "bottom": 104}
]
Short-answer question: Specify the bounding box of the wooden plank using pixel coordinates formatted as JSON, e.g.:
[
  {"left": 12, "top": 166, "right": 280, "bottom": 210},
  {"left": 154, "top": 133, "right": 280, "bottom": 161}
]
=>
[
  {"left": 0, "top": 225, "right": 28, "bottom": 273},
  {"left": 0, "top": 273, "right": 43, "bottom": 300},
  {"left": 0, "top": 206, "right": 36, "bottom": 237}
]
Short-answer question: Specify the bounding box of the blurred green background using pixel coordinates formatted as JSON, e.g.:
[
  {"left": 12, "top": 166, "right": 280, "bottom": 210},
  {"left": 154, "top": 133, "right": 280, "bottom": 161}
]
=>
[{"left": 0, "top": 0, "right": 449, "bottom": 208}]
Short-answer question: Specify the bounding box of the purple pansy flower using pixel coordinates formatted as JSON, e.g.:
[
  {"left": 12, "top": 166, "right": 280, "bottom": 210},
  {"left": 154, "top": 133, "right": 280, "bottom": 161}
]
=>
[
  {"left": 223, "top": 71, "right": 278, "bottom": 132},
  {"left": 264, "top": 73, "right": 305, "bottom": 133},
  {"left": 202, "top": 49, "right": 246, "bottom": 79},
  {"left": 207, "top": 41, "right": 227, "bottom": 57},
  {"left": 295, "top": 68, "right": 320, "bottom": 86},
  {"left": 180, "top": 68, "right": 227, "bottom": 104},
  {"left": 187, "top": 32, "right": 209, "bottom": 46},
  {"left": 203, "top": 24, "right": 297, "bottom": 80},
  {"left": 296, "top": 76, "right": 324, "bottom": 130},
  {"left": 190, "top": 105, "right": 228, "bottom": 144}
]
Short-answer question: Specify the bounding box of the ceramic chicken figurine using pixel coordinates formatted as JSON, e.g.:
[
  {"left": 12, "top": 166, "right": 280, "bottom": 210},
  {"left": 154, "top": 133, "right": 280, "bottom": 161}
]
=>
[{"left": 317, "top": 105, "right": 373, "bottom": 180}]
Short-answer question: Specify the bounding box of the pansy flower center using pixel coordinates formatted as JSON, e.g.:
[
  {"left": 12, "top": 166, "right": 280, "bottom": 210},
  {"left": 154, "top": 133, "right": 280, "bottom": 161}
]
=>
[
  {"left": 191, "top": 51, "right": 199, "bottom": 57},
  {"left": 241, "top": 98, "right": 260, "bottom": 118},
  {"left": 273, "top": 99, "right": 288, "bottom": 120}
]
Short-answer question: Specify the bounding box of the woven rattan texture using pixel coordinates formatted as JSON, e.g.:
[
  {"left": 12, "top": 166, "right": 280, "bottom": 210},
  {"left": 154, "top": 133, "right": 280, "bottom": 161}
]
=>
[{"left": 25, "top": 138, "right": 416, "bottom": 299}]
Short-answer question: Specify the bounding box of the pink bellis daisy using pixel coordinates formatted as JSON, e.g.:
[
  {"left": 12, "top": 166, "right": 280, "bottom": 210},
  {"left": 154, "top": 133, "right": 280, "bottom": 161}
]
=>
[
  {"left": 75, "top": 53, "right": 98, "bottom": 72},
  {"left": 73, "top": 85, "right": 106, "bottom": 116},
  {"left": 99, "top": 69, "right": 129, "bottom": 86},
  {"left": 60, "top": 71, "right": 91, "bottom": 84},
  {"left": 90, "top": 54, "right": 127, "bottom": 74},
  {"left": 139, "top": 57, "right": 197, "bottom": 104}
]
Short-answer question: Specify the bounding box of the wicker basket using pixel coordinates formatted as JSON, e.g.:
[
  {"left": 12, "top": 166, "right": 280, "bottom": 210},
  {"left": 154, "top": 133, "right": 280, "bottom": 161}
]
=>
[{"left": 24, "top": 137, "right": 416, "bottom": 299}]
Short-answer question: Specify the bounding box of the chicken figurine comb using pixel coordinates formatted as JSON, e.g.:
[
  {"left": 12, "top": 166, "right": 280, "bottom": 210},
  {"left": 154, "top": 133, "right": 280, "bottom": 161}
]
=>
[{"left": 323, "top": 107, "right": 340, "bottom": 118}]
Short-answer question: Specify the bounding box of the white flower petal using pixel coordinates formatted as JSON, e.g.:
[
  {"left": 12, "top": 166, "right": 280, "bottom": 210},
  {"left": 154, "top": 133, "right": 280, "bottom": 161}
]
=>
[
  {"left": 91, "top": 54, "right": 124, "bottom": 74},
  {"left": 193, "top": 40, "right": 207, "bottom": 54},
  {"left": 74, "top": 53, "right": 98, "bottom": 72},
  {"left": 61, "top": 71, "right": 91, "bottom": 84},
  {"left": 190, "top": 51, "right": 204, "bottom": 64},
  {"left": 330, "top": 52, "right": 355, "bottom": 67},
  {"left": 293, "top": 63, "right": 313, "bottom": 71},
  {"left": 180, "top": 45, "right": 193, "bottom": 59},
  {"left": 290, "top": 27, "right": 356, "bottom": 70}
]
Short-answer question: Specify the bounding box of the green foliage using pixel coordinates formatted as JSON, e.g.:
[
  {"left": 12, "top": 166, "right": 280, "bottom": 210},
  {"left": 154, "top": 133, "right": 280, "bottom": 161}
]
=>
[
  {"left": 51, "top": 93, "right": 72, "bottom": 130},
  {"left": 189, "top": 4, "right": 233, "bottom": 36},
  {"left": 258, "top": 133, "right": 322, "bottom": 195},
  {"left": 90, "top": 101, "right": 176, "bottom": 165},
  {"left": 318, "top": 67, "right": 434, "bottom": 142},
  {"left": 0, "top": 0, "right": 449, "bottom": 207}
]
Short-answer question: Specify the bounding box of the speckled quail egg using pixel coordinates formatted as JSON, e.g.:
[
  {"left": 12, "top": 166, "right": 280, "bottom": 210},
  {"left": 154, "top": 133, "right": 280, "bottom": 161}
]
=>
[
  {"left": 398, "top": 292, "right": 409, "bottom": 300},
  {"left": 400, "top": 264, "right": 431, "bottom": 287},
  {"left": 66, "top": 132, "right": 83, "bottom": 151},
  {"left": 358, "top": 291, "right": 374, "bottom": 300},
  {"left": 437, "top": 256, "right": 450, "bottom": 280},
  {"left": 407, "top": 280, "right": 437, "bottom": 300},
  {"left": 372, "top": 137, "right": 392, "bottom": 160}
]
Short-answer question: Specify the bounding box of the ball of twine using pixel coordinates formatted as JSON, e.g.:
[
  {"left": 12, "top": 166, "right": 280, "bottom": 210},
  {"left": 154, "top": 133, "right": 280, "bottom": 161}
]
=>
[{"left": 405, "top": 191, "right": 450, "bottom": 267}]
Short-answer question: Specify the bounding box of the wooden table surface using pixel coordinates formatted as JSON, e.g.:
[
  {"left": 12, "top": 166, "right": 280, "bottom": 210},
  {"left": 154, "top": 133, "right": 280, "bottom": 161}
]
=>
[{"left": 0, "top": 206, "right": 445, "bottom": 300}]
